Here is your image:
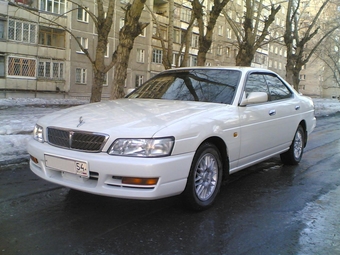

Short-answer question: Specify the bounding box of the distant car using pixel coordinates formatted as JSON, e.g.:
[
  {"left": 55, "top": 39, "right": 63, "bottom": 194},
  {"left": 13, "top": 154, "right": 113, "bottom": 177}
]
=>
[{"left": 28, "top": 67, "right": 316, "bottom": 210}]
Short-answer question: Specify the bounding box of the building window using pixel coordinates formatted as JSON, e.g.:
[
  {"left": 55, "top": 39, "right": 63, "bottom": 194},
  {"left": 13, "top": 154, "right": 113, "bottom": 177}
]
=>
[
  {"left": 191, "top": 55, "right": 197, "bottom": 66},
  {"left": 0, "top": 55, "right": 5, "bottom": 77},
  {"left": 135, "top": 75, "right": 144, "bottom": 88},
  {"left": 269, "top": 60, "right": 272, "bottom": 68},
  {"left": 76, "top": 37, "right": 88, "bottom": 53},
  {"left": 0, "top": 20, "right": 5, "bottom": 39},
  {"left": 40, "top": 0, "right": 66, "bottom": 15},
  {"left": 226, "top": 28, "right": 231, "bottom": 39},
  {"left": 77, "top": 6, "right": 89, "bottom": 22},
  {"left": 38, "top": 59, "right": 64, "bottom": 80},
  {"left": 119, "top": 18, "right": 125, "bottom": 29},
  {"left": 181, "top": 8, "right": 192, "bottom": 23},
  {"left": 153, "top": 26, "right": 167, "bottom": 40},
  {"left": 217, "top": 45, "right": 223, "bottom": 55},
  {"left": 218, "top": 25, "right": 223, "bottom": 36},
  {"left": 299, "top": 74, "right": 306, "bottom": 80},
  {"left": 15, "top": 0, "right": 32, "bottom": 5},
  {"left": 137, "top": 48, "right": 145, "bottom": 63},
  {"left": 105, "top": 43, "right": 109, "bottom": 57},
  {"left": 192, "top": 34, "right": 199, "bottom": 48},
  {"left": 8, "top": 19, "right": 37, "bottom": 44},
  {"left": 152, "top": 49, "right": 163, "bottom": 64},
  {"left": 173, "top": 29, "right": 181, "bottom": 44},
  {"left": 226, "top": 47, "right": 230, "bottom": 57},
  {"left": 39, "top": 27, "right": 65, "bottom": 48},
  {"left": 8, "top": 57, "right": 36, "bottom": 78},
  {"left": 75, "top": 68, "right": 87, "bottom": 84},
  {"left": 103, "top": 73, "right": 108, "bottom": 86}
]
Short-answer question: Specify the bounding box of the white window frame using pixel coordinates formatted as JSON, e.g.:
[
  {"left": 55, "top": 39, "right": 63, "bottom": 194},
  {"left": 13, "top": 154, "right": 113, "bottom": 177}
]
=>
[
  {"left": 192, "top": 34, "right": 199, "bottom": 48},
  {"left": 40, "top": 0, "right": 66, "bottom": 15},
  {"left": 181, "top": 8, "right": 192, "bottom": 23},
  {"left": 217, "top": 45, "right": 223, "bottom": 55},
  {"left": 75, "top": 68, "right": 87, "bottom": 84},
  {"left": 135, "top": 75, "right": 144, "bottom": 88},
  {"left": 152, "top": 49, "right": 163, "bottom": 64},
  {"left": 77, "top": 6, "right": 89, "bottom": 23},
  {"left": 105, "top": 43, "right": 109, "bottom": 57},
  {"left": 38, "top": 59, "right": 64, "bottom": 80},
  {"left": 191, "top": 55, "right": 197, "bottom": 67},
  {"left": 137, "top": 48, "right": 145, "bottom": 63},
  {"left": 8, "top": 19, "right": 37, "bottom": 44},
  {"left": 76, "top": 37, "right": 88, "bottom": 53},
  {"left": 103, "top": 73, "right": 108, "bottom": 86},
  {"left": 226, "top": 28, "right": 231, "bottom": 39}
]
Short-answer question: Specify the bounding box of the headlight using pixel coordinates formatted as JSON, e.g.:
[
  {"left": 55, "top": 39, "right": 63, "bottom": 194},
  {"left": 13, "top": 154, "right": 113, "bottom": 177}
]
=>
[
  {"left": 33, "top": 124, "right": 44, "bottom": 143},
  {"left": 108, "top": 137, "right": 175, "bottom": 157}
]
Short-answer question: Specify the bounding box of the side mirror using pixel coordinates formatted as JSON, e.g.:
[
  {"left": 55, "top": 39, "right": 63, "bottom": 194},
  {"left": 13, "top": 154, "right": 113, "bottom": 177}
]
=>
[{"left": 240, "top": 92, "right": 268, "bottom": 106}]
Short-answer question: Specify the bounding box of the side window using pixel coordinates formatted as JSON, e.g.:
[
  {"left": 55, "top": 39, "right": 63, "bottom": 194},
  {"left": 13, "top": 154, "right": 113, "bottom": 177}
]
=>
[
  {"left": 264, "top": 75, "right": 292, "bottom": 100},
  {"left": 245, "top": 74, "right": 268, "bottom": 96}
]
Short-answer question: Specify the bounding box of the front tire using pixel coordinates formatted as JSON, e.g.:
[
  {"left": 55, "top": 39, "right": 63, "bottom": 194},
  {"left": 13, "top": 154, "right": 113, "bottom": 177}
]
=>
[
  {"left": 183, "top": 143, "right": 223, "bottom": 211},
  {"left": 280, "top": 125, "right": 305, "bottom": 165}
]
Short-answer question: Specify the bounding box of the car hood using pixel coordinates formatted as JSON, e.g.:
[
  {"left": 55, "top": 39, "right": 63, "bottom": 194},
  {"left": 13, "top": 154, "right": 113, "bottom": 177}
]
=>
[{"left": 38, "top": 99, "right": 230, "bottom": 137}]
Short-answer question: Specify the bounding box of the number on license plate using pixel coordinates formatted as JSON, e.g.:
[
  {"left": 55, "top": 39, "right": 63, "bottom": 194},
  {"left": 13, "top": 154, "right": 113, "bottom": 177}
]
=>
[{"left": 75, "top": 161, "right": 89, "bottom": 177}]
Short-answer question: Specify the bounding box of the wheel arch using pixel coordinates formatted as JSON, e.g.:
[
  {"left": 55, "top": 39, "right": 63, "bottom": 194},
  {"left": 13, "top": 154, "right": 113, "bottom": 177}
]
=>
[{"left": 199, "top": 136, "right": 229, "bottom": 182}]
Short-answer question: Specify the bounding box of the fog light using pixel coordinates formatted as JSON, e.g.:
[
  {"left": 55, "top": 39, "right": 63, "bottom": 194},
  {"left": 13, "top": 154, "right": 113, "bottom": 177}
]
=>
[
  {"left": 122, "top": 177, "right": 159, "bottom": 186},
  {"left": 30, "top": 155, "right": 38, "bottom": 164}
]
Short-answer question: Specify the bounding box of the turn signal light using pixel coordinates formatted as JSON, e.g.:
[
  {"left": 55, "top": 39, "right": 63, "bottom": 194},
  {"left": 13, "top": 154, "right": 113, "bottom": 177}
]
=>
[
  {"left": 122, "top": 177, "right": 159, "bottom": 186},
  {"left": 30, "top": 155, "right": 39, "bottom": 164}
]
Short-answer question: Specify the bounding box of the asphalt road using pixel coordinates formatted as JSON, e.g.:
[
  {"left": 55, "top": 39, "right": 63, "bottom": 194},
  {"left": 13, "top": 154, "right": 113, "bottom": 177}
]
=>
[{"left": 1, "top": 113, "right": 340, "bottom": 255}]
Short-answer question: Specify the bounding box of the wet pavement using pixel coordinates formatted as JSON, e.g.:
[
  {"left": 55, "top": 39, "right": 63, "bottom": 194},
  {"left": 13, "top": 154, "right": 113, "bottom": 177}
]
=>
[{"left": 1, "top": 113, "right": 340, "bottom": 255}]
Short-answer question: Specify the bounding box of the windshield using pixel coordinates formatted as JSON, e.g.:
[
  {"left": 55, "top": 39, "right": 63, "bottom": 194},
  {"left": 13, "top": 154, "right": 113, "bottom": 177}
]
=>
[{"left": 127, "top": 69, "right": 241, "bottom": 104}]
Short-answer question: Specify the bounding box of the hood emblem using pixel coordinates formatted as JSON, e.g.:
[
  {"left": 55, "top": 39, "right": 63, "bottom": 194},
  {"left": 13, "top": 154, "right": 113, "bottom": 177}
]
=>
[{"left": 77, "top": 116, "right": 85, "bottom": 128}]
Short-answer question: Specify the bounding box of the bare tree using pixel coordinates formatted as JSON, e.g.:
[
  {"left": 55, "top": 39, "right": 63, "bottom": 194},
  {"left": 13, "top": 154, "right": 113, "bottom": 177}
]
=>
[
  {"left": 224, "top": 0, "right": 281, "bottom": 66},
  {"left": 110, "top": 0, "right": 148, "bottom": 99},
  {"left": 146, "top": 2, "right": 195, "bottom": 69},
  {"left": 191, "top": 0, "right": 230, "bottom": 66},
  {"left": 284, "top": 0, "right": 338, "bottom": 91},
  {"left": 314, "top": 32, "right": 340, "bottom": 92},
  {"left": 12, "top": 0, "right": 147, "bottom": 102}
]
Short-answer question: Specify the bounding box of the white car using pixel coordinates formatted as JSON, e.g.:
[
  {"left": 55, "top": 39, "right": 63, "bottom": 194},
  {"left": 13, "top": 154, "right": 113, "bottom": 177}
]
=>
[{"left": 28, "top": 67, "right": 316, "bottom": 210}]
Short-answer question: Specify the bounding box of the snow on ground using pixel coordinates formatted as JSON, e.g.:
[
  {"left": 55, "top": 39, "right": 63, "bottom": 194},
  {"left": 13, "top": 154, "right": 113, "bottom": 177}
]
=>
[{"left": 0, "top": 97, "right": 339, "bottom": 164}]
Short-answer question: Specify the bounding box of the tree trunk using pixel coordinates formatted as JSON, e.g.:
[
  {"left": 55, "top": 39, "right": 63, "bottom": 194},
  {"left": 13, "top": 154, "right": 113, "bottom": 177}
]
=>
[
  {"left": 110, "top": 0, "right": 148, "bottom": 99},
  {"left": 235, "top": 43, "right": 255, "bottom": 66}
]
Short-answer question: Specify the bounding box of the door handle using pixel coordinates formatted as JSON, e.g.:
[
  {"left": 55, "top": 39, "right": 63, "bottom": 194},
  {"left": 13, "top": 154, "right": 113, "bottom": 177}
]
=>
[
  {"left": 295, "top": 105, "right": 300, "bottom": 110},
  {"left": 269, "top": 110, "right": 276, "bottom": 116}
]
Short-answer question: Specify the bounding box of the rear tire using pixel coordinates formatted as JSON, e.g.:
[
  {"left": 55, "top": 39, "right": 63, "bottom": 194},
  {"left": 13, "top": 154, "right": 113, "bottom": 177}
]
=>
[
  {"left": 183, "top": 143, "right": 223, "bottom": 211},
  {"left": 280, "top": 125, "right": 305, "bottom": 165}
]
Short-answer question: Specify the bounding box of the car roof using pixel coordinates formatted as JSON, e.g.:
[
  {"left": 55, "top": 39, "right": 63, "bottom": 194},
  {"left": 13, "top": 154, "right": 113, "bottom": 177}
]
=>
[{"left": 163, "top": 66, "right": 276, "bottom": 74}]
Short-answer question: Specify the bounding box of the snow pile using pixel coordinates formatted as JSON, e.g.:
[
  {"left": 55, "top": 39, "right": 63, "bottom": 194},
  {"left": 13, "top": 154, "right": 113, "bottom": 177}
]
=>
[{"left": 0, "top": 97, "right": 339, "bottom": 164}]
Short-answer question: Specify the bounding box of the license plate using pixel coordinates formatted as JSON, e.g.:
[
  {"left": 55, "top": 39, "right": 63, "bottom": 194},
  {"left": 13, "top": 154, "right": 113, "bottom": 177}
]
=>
[{"left": 45, "top": 154, "right": 89, "bottom": 178}]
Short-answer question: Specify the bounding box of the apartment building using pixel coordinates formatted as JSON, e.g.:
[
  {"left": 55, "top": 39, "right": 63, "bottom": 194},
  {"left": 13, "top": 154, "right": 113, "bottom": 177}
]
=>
[
  {"left": 0, "top": 0, "right": 295, "bottom": 100},
  {"left": 298, "top": 0, "right": 340, "bottom": 98}
]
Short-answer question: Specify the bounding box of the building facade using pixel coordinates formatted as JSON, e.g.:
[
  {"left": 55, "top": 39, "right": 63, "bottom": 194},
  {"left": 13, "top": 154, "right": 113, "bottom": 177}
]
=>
[{"left": 1, "top": 0, "right": 335, "bottom": 100}]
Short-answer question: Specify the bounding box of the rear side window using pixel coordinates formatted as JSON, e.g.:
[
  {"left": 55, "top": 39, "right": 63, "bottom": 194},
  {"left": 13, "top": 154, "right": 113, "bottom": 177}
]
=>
[{"left": 264, "top": 75, "right": 292, "bottom": 100}]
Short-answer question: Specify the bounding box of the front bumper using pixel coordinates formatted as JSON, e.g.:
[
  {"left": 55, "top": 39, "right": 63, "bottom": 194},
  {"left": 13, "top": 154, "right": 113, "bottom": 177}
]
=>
[{"left": 27, "top": 139, "right": 194, "bottom": 200}]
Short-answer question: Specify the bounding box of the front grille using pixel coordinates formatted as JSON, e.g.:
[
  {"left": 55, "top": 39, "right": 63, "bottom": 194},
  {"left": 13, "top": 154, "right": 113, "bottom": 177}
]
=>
[{"left": 47, "top": 127, "right": 109, "bottom": 152}]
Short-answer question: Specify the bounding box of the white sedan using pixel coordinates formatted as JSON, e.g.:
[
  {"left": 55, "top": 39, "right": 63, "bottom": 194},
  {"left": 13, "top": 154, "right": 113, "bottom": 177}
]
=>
[{"left": 28, "top": 67, "right": 316, "bottom": 210}]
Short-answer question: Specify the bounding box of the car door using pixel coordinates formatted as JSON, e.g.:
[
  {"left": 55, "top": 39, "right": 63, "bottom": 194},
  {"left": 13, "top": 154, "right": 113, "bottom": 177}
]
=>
[{"left": 237, "top": 72, "right": 298, "bottom": 170}]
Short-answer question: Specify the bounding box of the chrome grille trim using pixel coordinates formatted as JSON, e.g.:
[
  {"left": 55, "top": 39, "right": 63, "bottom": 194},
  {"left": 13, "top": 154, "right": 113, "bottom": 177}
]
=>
[{"left": 47, "top": 127, "right": 109, "bottom": 152}]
